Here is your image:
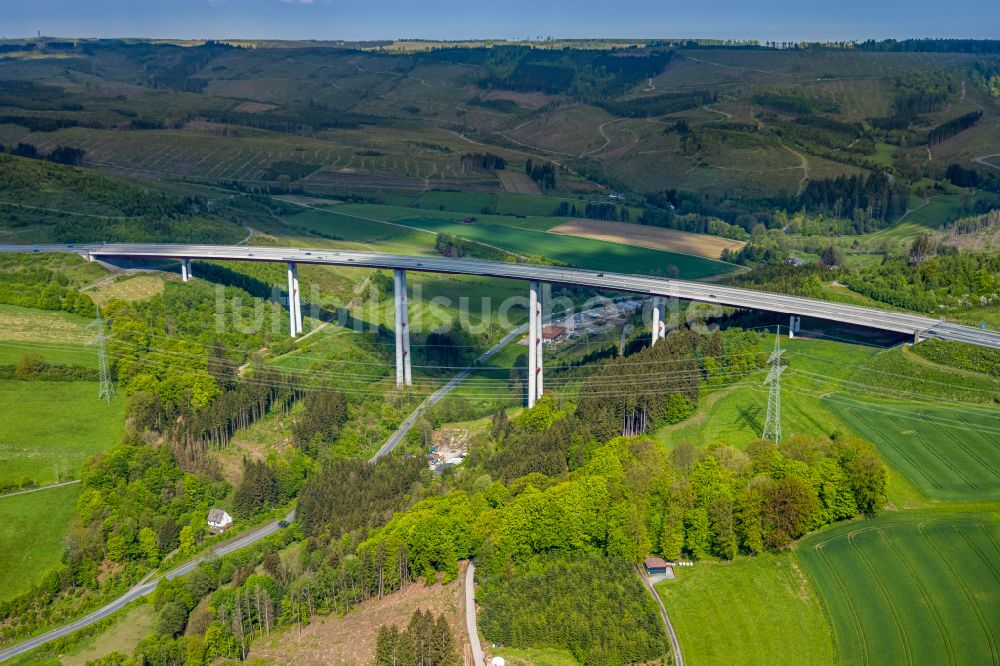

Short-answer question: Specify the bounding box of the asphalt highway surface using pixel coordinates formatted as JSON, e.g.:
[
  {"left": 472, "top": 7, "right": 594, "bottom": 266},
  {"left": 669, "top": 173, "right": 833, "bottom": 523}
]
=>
[{"left": 3, "top": 243, "right": 994, "bottom": 349}]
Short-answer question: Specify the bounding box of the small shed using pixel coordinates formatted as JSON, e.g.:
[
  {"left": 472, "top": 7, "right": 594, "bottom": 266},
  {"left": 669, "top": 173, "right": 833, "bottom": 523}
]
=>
[
  {"left": 207, "top": 508, "right": 233, "bottom": 532},
  {"left": 644, "top": 556, "right": 670, "bottom": 576}
]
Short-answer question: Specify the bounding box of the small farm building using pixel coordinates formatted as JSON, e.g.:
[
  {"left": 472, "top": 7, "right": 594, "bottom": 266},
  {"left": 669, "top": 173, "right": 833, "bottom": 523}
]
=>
[{"left": 644, "top": 556, "right": 670, "bottom": 575}]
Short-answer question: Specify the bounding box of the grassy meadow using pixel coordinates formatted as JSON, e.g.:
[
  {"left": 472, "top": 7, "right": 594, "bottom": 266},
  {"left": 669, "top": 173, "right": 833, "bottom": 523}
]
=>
[
  {"left": 0, "top": 380, "right": 126, "bottom": 486},
  {"left": 0, "top": 304, "right": 96, "bottom": 367},
  {"left": 655, "top": 334, "right": 879, "bottom": 449},
  {"left": 0, "top": 483, "right": 81, "bottom": 601},
  {"left": 656, "top": 552, "right": 834, "bottom": 666},
  {"left": 59, "top": 604, "right": 155, "bottom": 666},
  {"left": 849, "top": 346, "right": 1000, "bottom": 405},
  {"left": 0, "top": 304, "right": 125, "bottom": 487}
]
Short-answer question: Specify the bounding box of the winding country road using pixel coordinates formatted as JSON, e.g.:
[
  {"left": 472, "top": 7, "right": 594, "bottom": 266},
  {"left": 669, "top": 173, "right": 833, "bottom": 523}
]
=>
[{"left": 0, "top": 511, "right": 294, "bottom": 662}]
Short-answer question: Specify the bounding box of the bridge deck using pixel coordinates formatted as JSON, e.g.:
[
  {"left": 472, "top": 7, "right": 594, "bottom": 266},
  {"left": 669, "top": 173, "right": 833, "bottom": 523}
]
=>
[{"left": 4, "top": 243, "right": 998, "bottom": 350}]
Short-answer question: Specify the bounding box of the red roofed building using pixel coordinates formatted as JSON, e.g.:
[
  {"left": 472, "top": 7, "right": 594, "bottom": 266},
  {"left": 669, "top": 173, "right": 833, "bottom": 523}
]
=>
[
  {"left": 644, "top": 556, "right": 670, "bottom": 575},
  {"left": 541, "top": 325, "right": 567, "bottom": 342}
]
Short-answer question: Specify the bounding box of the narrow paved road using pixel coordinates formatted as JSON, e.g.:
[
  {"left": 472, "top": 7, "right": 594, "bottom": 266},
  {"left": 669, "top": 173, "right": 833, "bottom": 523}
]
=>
[
  {"left": 465, "top": 561, "right": 485, "bottom": 666},
  {"left": 639, "top": 569, "right": 684, "bottom": 666},
  {"left": 0, "top": 479, "right": 80, "bottom": 499},
  {"left": 0, "top": 511, "right": 294, "bottom": 662},
  {"left": 370, "top": 322, "right": 529, "bottom": 462}
]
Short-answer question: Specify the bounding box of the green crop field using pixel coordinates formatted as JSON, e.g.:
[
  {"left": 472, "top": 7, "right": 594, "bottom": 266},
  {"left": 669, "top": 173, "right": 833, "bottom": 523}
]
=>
[
  {"left": 0, "top": 483, "right": 81, "bottom": 601},
  {"left": 414, "top": 191, "right": 498, "bottom": 214},
  {"left": 657, "top": 552, "right": 834, "bottom": 666},
  {"left": 282, "top": 201, "right": 736, "bottom": 278},
  {"left": 825, "top": 398, "right": 1000, "bottom": 502},
  {"left": 0, "top": 380, "right": 126, "bottom": 486},
  {"left": 798, "top": 512, "right": 1000, "bottom": 666},
  {"left": 281, "top": 207, "right": 420, "bottom": 243},
  {"left": 359, "top": 212, "right": 734, "bottom": 278},
  {"left": 413, "top": 190, "right": 642, "bottom": 224}
]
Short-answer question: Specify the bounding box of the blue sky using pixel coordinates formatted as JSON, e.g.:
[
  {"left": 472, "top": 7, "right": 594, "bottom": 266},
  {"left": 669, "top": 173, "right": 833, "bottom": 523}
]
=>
[{"left": 2, "top": 0, "right": 997, "bottom": 42}]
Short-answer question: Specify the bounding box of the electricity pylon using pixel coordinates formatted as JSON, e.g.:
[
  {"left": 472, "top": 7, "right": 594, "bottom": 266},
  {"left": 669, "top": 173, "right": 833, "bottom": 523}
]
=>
[
  {"left": 88, "top": 307, "right": 114, "bottom": 403},
  {"left": 762, "top": 326, "right": 785, "bottom": 442}
]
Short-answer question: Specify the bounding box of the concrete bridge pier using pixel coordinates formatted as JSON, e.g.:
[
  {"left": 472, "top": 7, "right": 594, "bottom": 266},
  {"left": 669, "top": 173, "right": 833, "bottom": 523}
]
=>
[
  {"left": 293, "top": 266, "right": 303, "bottom": 335},
  {"left": 181, "top": 258, "right": 192, "bottom": 282},
  {"left": 286, "top": 263, "right": 302, "bottom": 337},
  {"left": 394, "top": 269, "right": 412, "bottom": 388},
  {"left": 535, "top": 281, "right": 543, "bottom": 400},
  {"left": 651, "top": 297, "right": 665, "bottom": 347},
  {"left": 528, "top": 280, "right": 544, "bottom": 408},
  {"left": 788, "top": 315, "right": 801, "bottom": 338}
]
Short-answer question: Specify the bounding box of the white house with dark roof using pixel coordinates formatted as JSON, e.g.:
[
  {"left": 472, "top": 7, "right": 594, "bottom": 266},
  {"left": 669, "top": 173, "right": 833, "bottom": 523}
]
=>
[{"left": 207, "top": 508, "right": 233, "bottom": 532}]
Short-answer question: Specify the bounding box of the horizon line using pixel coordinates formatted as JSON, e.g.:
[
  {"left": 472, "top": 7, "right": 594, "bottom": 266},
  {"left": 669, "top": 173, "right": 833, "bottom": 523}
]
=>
[{"left": 1, "top": 34, "right": 994, "bottom": 44}]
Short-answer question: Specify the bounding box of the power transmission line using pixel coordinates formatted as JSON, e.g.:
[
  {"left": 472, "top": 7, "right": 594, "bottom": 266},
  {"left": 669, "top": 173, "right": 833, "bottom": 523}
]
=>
[
  {"left": 762, "top": 326, "right": 786, "bottom": 442},
  {"left": 87, "top": 307, "right": 115, "bottom": 403}
]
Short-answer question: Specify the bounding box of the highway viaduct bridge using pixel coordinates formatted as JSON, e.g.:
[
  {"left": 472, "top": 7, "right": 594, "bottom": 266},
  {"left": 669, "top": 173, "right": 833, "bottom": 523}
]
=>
[{"left": 4, "top": 243, "right": 999, "bottom": 408}]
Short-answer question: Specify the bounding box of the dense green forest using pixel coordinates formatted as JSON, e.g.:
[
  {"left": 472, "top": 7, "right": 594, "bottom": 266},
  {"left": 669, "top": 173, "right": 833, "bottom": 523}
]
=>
[
  {"left": 843, "top": 248, "right": 999, "bottom": 313},
  {"left": 0, "top": 255, "right": 96, "bottom": 315},
  {"left": 375, "top": 610, "right": 459, "bottom": 666},
  {"left": 479, "top": 554, "right": 668, "bottom": 665}
]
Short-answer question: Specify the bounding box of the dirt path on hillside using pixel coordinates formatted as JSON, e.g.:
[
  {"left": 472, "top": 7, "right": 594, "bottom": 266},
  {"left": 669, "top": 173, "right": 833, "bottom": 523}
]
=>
[
  {"left": 781, "top": 144, "right": 810, "bottom": 195},
  {"left": 973, "top": 153, "right": 1000, "bottom": 171},
  {"left": 582, "top": 118, "right": 626, "bottom": 157},
  {"left": 702, "top": 103, "right": 733, "bottom": 121}
]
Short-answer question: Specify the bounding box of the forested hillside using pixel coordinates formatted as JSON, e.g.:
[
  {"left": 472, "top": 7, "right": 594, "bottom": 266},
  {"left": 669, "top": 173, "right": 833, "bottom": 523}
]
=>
[
  {"left": 0, "top": 154, "right": 247, "bottom": 243},
  {"left": 0, "top": 38, "right": 998, "bottom": 241}
]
